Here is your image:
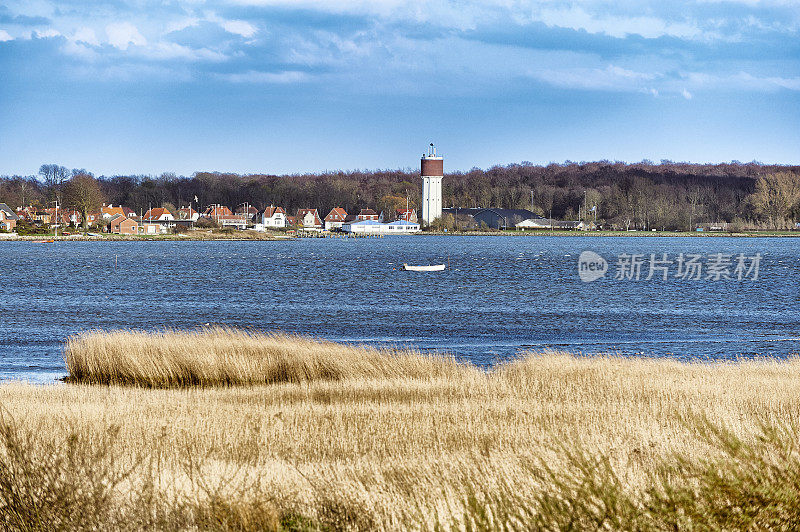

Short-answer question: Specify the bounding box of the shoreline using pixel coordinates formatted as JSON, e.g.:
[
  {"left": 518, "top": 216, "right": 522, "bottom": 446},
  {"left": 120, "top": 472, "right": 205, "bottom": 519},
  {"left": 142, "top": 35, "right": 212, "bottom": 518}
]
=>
[{"left": 2, "top": 229, "right": 800, "bottom": 241}]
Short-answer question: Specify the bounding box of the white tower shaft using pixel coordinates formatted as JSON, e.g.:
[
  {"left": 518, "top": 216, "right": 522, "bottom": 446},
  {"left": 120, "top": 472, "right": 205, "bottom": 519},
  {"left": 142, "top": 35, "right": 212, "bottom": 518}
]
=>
[{"left": 421, "top": 144, "right": 443, "bottom": 226}]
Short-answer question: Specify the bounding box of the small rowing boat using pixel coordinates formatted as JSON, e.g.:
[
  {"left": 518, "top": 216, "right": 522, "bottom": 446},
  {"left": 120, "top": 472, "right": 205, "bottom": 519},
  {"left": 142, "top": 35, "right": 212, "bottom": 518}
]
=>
[{"left": 402, "top": 263, "right": 445, "bottom": 272}]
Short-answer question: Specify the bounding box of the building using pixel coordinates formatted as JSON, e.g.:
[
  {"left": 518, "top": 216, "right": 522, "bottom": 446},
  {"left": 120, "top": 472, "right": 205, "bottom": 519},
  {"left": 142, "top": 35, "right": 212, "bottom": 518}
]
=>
[
  {"left": 142, "top": 207, "right": 174, "bottom": 222},
  {"left": 0, "top": 203, "right": 20, "bottom": 232},
  {"left": 110, "top": 215, "right": 138, "bottom": 234},
  {"left": 101, "top": 204, "right": 126, "bottom": 219},
  {"left": 356, "top": 208, "right": 381, "bottom": 221},
  {"left": 203, "top": 204, "right": 247, "bottom": 228},
  {"left": 139, "top": 222, "right": 165, "bottom": 235},
  {"left": 296, "top": 208, "right": 323, "bottom": 230},
  {"left": 341, "top": 219, "right": 420, "bottom": 234},
  {"left": 324, "top": 207, "right": 348, "bottom": 230},
  {"left": 235, "top": 205, "right": 259, "bottom": 218},
  {"left": 440, "top": 208, "right": 541, "bottom": 229},
  {"left": 421, "top": 143, "right": 443, "bottom": 226},
  {"left": 474, "top": 208, "right": 540, "bottom": 229},
  {"left": 516, "top": 218, "right": 589, "bottom": 230},
  {"left": 203, "top": 205, "right": 233, "bottom": 218},
  {"left": 259, "top": 205, "right": 287, "bottom": 228},
  {"left": 177, "top": 207, "right": 199, "bottom": 221},
  {"left": 396, "top": 208, "right": 418, "bottom": 223}
]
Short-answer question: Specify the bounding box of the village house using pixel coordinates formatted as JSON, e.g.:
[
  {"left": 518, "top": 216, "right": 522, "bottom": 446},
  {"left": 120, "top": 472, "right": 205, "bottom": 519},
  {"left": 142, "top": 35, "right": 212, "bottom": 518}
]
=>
[
  {"left": 203, "top": 204, "right": 246, "bottom": 228},
  {"left": 32, "top": 209, "right": 51, "bottom": 226},
  {"left": 0, "top": 203, "right": 20, "bottom": 232},
  {"left": 177, "top": 206, "right": 199, "bottom": 221},
  {"left": 324, "top": 207, "right": 348, "bottom": 230},
  {"left": 356, "top": 208, "right": 382, "bottom": 221},
  {"left": 515, "top": 218, "right": 591, "bottom": 231},
  {"left": 296, "top": 208, "right": 323, "bottom": 230},
  {"left": 142, "top": 207, "right": 174, "bottom": 221},
  {"left": 259, "top": 205, "right": 287, "bottom": 228},
  {"left": 235, "top": 205, "right": 259, "bottom": 219},
  {"left": 139, "top": 222, "right": 165, "bottom": 235},
  {"left": 342, "top": 219, "right": 420, "bottom": 234},
  {"left": 396, "top": 208, "right": 418, "bottom": 223},
  {"left": 15, "top": 206, "right": 35, "bottom": 223},
  {"left": 101, "top": 204, "right": 132, "bottom": 219},
  {"left": 109, "top": 215, "right": 138, "bottom": 235}
]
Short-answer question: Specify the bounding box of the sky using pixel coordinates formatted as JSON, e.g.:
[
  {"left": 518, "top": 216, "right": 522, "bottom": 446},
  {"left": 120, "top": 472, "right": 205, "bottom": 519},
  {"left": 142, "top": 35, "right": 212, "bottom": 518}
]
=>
[{"left": 0, "top": 0, "right": 798, "bottom": 176}]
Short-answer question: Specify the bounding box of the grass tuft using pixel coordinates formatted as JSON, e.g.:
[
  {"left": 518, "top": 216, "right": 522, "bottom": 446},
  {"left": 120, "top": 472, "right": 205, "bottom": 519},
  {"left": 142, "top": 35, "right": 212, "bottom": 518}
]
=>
[{"left": 64, "top": 326, "right": 464, "bottom": 387}]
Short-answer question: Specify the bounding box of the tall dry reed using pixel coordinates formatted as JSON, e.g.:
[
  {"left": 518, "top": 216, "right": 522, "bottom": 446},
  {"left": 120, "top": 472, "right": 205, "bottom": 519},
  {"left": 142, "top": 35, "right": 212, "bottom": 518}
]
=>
[
  {"left": 2, "top": 328, "right": 797, "bottom": 529},
  {"left": 64, "top": 327, "right": 463, "bottom": 386}
]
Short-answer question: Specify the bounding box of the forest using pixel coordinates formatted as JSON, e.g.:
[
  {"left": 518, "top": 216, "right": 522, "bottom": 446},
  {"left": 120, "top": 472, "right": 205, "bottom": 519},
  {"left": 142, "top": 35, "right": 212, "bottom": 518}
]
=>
[{"left": 1, "top": 160, "right": 800, "bottom": 231}]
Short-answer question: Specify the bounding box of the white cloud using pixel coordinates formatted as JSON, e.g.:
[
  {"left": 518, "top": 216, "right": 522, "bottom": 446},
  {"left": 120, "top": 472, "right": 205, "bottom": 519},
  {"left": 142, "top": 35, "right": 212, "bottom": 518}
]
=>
[
  {"left": 537, "top": 6, "right": 702, "bottom": 40},
  {"left": 139, "top": 41, "right": 227, "bottom": 62},
  {"left": 106, "top": 22, "right": 147, "bottom": 50},
  {"left": 166, "top": 17, "right": 201, "bottom": 33},
  {"left": 62, "top": 40, "right": 99, "bottom": 60},
  {"left": 535, "top": 64, "right": 659, "bottom": 91},
  {"left": 0, "top": 30, "right": 12, "bottom": 42},
  {"left": 224, "top": 70, "right": 312, "bottom": 83},
  {"left": 34, "top": 28, "right": 61, "bottom": 39},
  {"left": 681, "top": 88, "right": 693, "bottom": 99},
  {"left": 222, "top": 20, "right": 258, "bottom": 38},
  {"left": 73, "top": 27, "right": 99, "bottom": 46}
]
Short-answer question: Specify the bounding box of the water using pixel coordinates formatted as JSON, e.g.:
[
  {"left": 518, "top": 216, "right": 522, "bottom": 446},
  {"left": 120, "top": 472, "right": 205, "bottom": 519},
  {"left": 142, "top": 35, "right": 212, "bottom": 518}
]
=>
[{"left": 1, "top": 236, "right": 799, "bottom": 383}]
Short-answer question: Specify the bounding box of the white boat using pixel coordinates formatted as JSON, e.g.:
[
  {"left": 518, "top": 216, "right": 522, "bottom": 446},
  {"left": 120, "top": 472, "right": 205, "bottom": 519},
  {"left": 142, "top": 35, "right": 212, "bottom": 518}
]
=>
[{"left": 403, "top": 263, "right": 445, "bottom": 272}]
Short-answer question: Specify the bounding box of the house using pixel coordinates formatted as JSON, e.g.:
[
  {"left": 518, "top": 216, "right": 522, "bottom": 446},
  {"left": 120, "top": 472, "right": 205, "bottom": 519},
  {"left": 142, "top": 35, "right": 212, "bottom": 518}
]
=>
[
  {"left": 324, "top": 207, "right": 348, "bottom": 230},
  {"left": 516, "top": 218, "right": 589, "bottom": 230},
  {"left": 84, "top": 212, "right": 101, "bottom": 227},
  {"left": 341, "top": 219, "right": 420, "bottom": 234},
  {"left": 15, "top": 206, "right": 35, "bottom": 223},
  {"left": 357, "top": 208, "right": 381, "bottom": 221},
  {"left": 0, "top": 203, "right": 20, "bottom": 232},
  {"left": 101, "top": 204, "right": 127, "bottom": 219},
  {"left": 32, "top": 210, "right": 51, "bottom": 225},
  {"left": 396, "top": 209, "right": 418, "bottom": 223},
  {"left": 110, "top": 216, "right": 138, "bottom": 235},
  {"left": 142, "top": 207, "right": 174, "bottom": 221},
  {"left": 235, "top": 205, "right": 259, "bottom": 219},
  {"left": 296, "top": 208, "right": 323, "bottom": 230},
  {"left": 203, "top": 204, "right": 247, "bottom": 228},
  {"left": 203, "top": 205, "right": 233, "bottom": 218},
  {"left": 259, "top": 205, "right": 287, "bottom": 228},
  {"left": 177, "top": 207, "right": 199, "bottom": 221},
  {"left": 139, "top": 222, "right": 165, "bottom": 235}
]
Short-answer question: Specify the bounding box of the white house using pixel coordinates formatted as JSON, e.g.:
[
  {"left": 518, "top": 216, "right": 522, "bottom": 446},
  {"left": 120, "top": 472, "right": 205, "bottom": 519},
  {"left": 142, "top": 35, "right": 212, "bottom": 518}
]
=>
[
  {"left": 324, "top": 207, "right": 348, "bottom": 230},
  {"left": 516, "top": 218, "right": 589, "bottom": 230},
  {"left": 342, "top": 219, "right": 420, "bottom": 234},
  {"left": 260, "top": 206, "right": 287, "bottom": 228}
]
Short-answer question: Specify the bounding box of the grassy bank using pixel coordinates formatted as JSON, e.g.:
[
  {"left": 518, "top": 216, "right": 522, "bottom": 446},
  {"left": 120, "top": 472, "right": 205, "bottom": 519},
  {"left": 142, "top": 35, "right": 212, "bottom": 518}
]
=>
[{"left": 1, "top": 329, "right": 799, "bottom": 529}]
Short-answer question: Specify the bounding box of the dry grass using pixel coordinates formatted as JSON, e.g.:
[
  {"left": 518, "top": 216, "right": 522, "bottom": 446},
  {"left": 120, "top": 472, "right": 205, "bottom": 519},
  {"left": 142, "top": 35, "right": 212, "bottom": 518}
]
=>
[
  {"left": 1, "top": 328, "right": 799, "bottom": 529},
  {"left": 64, "top": 327, "right": 461, "bottom": 386}
]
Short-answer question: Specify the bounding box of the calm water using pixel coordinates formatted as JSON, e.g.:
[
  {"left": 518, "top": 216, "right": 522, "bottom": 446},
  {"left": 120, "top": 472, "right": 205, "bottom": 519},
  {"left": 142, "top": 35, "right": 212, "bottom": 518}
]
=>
[{"left": 1, "top": 235, "right": 799, "bottom": 383}]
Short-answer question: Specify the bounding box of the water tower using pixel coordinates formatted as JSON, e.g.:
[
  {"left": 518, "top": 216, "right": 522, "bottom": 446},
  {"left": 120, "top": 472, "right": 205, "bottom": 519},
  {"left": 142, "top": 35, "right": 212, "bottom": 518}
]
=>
[{"left": 421, "top": 143, "right": 443, "bottom": 226}]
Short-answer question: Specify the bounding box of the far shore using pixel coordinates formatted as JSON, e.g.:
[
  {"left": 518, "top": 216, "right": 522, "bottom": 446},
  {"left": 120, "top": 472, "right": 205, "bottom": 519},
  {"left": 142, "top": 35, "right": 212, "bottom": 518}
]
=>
[{"left": 2, "top": 228, "right": 800, "bottom": 241}]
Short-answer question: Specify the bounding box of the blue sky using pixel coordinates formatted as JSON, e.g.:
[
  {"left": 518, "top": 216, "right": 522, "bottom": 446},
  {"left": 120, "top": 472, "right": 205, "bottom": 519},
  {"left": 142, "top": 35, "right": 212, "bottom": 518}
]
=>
[{"left": 1, "top": 0, "right": 798, "bottom": 176}]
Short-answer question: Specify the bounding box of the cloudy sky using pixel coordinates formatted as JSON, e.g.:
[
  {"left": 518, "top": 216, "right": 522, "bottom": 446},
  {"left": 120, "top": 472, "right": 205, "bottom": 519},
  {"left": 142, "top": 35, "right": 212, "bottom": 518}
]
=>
[{"left": 1, "top": 0, "right": 798, "bottom": 175}]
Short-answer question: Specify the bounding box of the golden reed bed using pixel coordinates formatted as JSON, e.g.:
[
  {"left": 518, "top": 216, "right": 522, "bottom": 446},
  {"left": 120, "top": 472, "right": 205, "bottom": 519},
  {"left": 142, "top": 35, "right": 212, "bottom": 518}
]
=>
[{"left": 0, "top": 327, "right": 798, "bottom": 530}]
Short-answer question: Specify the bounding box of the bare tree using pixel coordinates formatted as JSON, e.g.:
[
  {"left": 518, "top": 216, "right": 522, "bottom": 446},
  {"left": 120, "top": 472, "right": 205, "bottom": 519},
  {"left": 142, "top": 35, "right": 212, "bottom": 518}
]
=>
[
  {"left": 750, "top": 172, "right": 800, "bottom": 229},
  {"left": 39, "top": 164, "right": 70, "bottom": 204},
  {"left": 64, "top": 173, "right": 104, "bottom": 229}
]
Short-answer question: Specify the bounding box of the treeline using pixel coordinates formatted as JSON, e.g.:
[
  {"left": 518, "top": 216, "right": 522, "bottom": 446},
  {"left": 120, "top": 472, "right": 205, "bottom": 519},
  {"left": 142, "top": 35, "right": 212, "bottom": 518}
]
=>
[{"left": 2, "top": 161, "right": 799, "bottom": 230}]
